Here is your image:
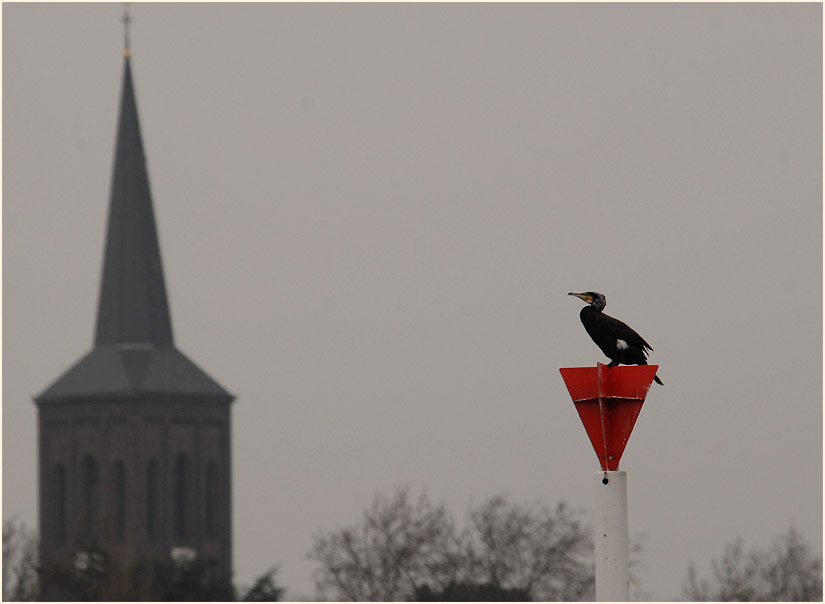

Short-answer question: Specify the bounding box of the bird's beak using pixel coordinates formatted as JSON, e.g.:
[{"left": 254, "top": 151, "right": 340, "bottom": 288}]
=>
[{"left": 568, "top": 292, "right": 592, "bottom": 303}]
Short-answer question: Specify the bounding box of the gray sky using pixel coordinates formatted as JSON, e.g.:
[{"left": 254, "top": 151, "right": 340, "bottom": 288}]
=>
[{"left": 3, "top": 3, "right": 822, "bottom": 600}]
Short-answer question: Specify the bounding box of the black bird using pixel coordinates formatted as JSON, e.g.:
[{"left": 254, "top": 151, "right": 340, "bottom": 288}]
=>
[{"left": 568, "top": 291, "right": 663, "bottom": 385}]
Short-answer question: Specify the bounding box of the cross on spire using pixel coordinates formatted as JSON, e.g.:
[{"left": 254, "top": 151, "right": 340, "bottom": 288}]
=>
[{"left": 122, "top": 3, "right": 132, "bottom": 58}]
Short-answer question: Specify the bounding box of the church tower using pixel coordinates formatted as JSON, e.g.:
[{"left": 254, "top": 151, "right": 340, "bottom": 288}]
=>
[{"left": 34, "top": 47, "right": 234, "bottom": 591}]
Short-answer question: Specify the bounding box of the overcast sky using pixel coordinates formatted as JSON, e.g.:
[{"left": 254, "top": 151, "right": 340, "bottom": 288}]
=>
[{"left": 3, "top": 3, "right": 822, "bottom": 600}]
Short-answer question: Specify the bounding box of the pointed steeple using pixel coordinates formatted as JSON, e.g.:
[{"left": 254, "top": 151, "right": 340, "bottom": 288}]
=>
[
  {"left": 35, "top": 56, "right": 232, "bottom": 405},
  {"left": 95, "top": 56, "right": 173, "bottom": 347}
]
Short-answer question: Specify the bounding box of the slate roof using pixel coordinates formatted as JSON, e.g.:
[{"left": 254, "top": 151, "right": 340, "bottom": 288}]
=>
[
  {"left": 36, "top": 345, "right": 231, "bottom": 404},
  {"left": 95, "top": 57, "right": 173, "bottom": 348},
  {"left": 36, "top": 57, "right": 232, "bottom": 405}
]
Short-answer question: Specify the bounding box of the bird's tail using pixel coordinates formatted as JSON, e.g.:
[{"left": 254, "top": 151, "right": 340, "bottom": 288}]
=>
[{"left": 636, "top": 359, "right": 663, "bottom": 386}]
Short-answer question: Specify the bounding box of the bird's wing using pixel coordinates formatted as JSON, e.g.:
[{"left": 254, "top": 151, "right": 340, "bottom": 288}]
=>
[{"left": 599, "top": 313, "right": 654, "bottom": 353}]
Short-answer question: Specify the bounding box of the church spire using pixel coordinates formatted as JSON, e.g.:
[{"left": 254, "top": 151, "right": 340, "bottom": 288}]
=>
[
  {"left": 94, "top": 55, "right": 174, "bottom": 347},
  {"left": 36, "top": 36, "right": 232, "bottom": 405}
]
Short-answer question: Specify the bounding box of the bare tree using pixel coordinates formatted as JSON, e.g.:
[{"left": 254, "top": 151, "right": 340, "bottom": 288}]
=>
[
  {"left": 309, "top": 488, "right": 469, "bottom": 600},
  {"left": 682, "top": 527, "right": 822, "bottom": 601},
  {"left": 2, "top": 518, "right": 40, "bottom": 601},
  {"left": 308, "top": 487, "right": 594, "bottom": 601},
  {"left": 467, "top": 496, "right": 593, "bottom": 601}
]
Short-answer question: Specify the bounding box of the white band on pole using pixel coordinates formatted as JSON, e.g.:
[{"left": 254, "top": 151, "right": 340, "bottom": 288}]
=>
[{"left": 594, "top": 470, "right": 630, "bottom": 601}]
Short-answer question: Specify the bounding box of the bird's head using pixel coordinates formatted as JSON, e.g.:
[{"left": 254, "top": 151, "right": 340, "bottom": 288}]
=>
[{"left": 568, "top": 291, "right": 606, "bottom": 311}]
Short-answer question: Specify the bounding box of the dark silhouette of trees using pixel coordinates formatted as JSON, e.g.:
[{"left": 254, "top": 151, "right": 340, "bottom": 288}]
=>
[
  {"left": 239, "top": 567, "right": 285, "bottom": 602},
  {"left": 414, "top": 581, "right": 531, "bottom": 601},
  {"left": 308, "top": 488, "right": 466, "bottom": 600},
  {"left": 2, "top": 519, "right": 284, "bottom": 601},
  {"left": 36, "top": 551, "right": 235, "bottom": 601},
  {"left": 147, "top": 556, "right": 236, "bottom": 601},
  {"left": 682, "top": 527, "right": 822, "bottom": 602},
  {"left": 308, "top": 487, "right": 594, "bottom": 601},
  {"left": 468, "top": 495, "right": 593, "bottom": 600}
]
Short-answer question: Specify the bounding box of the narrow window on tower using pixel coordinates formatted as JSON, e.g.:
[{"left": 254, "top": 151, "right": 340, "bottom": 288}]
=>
[
  {"left": 146, "top": 459, "right": 159, "bottom": 539},
  {"left": 174, "top": 455, "right": 189, "bottom": 539},
  {"left": 205, "top": 461, "right": 218, "bottom": 539},
  {"left": 53, "top": 464, "right": 67, "bottom": 546},
  {"left": 82, "top": 456, "right": 99, "bottom": 543},
  {"left": 113, "top": 461, "right": 126, "bottom": 541}
]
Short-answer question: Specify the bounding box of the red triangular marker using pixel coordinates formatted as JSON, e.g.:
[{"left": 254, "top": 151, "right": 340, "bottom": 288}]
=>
[{"left": 560, "top": 363, "right": 657, "bottom": 471}]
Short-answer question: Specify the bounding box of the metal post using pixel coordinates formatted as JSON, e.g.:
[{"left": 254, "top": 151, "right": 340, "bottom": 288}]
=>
[{"left": 594, "top": 470, "right": 629, "bottom": 601}]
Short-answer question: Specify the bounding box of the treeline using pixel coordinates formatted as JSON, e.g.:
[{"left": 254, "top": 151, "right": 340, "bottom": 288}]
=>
[
  {"left": 4, "top": 486, "right": 822, "bottom": 601},
  {"left": 2, "top": 519, "right": 281, "bottom": 602}
]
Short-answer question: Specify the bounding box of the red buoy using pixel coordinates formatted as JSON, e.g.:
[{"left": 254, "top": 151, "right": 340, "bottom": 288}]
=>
[{"left": 560, "top": 363, "right": 658, "bottom": 471}]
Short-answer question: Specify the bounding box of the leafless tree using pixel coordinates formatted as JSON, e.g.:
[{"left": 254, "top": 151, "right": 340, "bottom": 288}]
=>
[
  {"left": 308, "top": 487, "right": 594, "bottom": 601},
  {"left": 309, "top": 488, "right": 470, "bottom": 600},
  {"left": 682, "top": 526, "right": 822, "bottom": 601},
  {"left": 2, "top": 518, "right": 41, "bottom": 601},
  {"left": 467, "top": 495, "right": 593, "bottom": 601}
]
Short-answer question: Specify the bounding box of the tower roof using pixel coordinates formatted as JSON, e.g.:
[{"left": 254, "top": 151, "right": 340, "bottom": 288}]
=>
[{"left": 36, "top": 56, "right": 232, "bottom": 405}]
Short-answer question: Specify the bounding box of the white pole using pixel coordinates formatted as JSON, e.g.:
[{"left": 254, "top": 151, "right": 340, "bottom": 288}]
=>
[{"left": 594, "top": 470, "right": 630, "bottom": 601}]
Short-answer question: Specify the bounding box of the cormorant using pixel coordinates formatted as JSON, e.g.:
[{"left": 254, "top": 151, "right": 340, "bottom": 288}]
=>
[{"left": 568, "top": 291, "right": 663, "bottom": 385}]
